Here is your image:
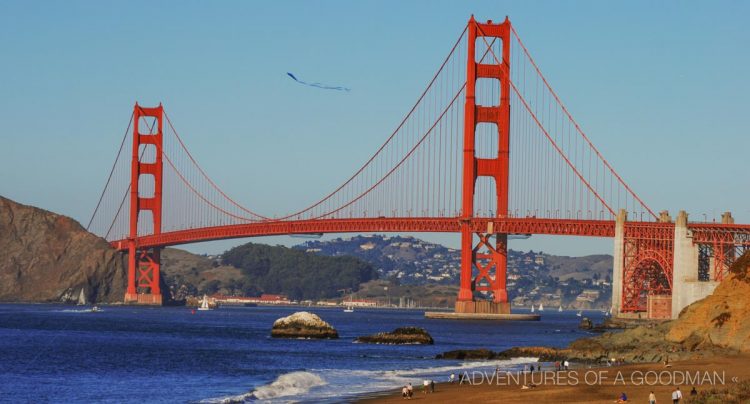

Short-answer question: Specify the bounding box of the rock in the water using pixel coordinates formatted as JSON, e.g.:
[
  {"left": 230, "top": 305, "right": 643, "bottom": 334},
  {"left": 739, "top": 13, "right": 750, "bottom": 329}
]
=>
[
  {"left": 271, "top": 311, "right": 338, "bottom": 339},
  {"left": 436, "top": 348, "right": 497, "bottom": 360},
  {"left": 579, "top": 317, "right": 594, "bottom": 330},
  {"left": 355, "top": 327, "right": 433, "bottom": 345}
]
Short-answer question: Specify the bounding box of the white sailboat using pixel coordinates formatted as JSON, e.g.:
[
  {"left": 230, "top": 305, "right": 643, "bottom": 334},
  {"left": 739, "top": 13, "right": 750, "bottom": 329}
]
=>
[
  {"left": 558, "top": 305, "right": 563, "bottom": 312},
  {"left": 538, "top": 303, "right": 544, "bottom": 312},
  {"left": 576, "top": 311, "right": 582, "bottom": 317},
  {"left": 343, "top": 293, "right": 355, "bottom": 312},
  {"left": 77, "top": 289, "right": 87, "bottom": 306},
  {"left": 197, "top": 295, "right": 212, "bottom": 311},
  {"left": 530, "top": 305, "right": 535, "bottom": 313}
]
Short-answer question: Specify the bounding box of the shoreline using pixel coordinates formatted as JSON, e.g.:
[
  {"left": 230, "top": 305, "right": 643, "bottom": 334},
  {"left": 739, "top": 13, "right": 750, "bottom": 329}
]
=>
[{"left": 356, "top": 355, "right": 750, "bottom": 403}]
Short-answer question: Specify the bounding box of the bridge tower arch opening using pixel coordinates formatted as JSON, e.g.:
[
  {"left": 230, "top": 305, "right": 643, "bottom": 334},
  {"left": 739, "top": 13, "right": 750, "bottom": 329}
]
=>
[
  {"left": 125, "top": 103, "right": 164, "bottom": 305},
  {"left": 622, "top": 254, "right": 672, "bottom": 314}
]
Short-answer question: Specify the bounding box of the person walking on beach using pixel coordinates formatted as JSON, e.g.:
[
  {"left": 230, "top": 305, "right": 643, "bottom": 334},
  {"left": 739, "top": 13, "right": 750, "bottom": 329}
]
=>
[
  {"left": 401, "top": 386, "right": 408, "bottom": 399},
  {"left": 649, "top": 390, "right": 656, "bottom": 404},
  {"left": 671, "top": 386, "right": 682, "bottom": 403},
  {"left": 430, "top": 380, "right": 435, "bottom": 393},
  {"left": 449, "top": 373, "right": 455, "bottom": 383},
  {"left": 407, "top": 383, "right": 413, "bottom": 398},
  {"left": 422, "top": 379, "right": 429, "bottom": 394}
]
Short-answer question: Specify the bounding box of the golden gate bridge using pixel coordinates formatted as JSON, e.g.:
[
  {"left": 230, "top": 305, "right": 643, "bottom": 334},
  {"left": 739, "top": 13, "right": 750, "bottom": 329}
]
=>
[{"left": 87, "top": 16, "right": 750, "bottom": 319}]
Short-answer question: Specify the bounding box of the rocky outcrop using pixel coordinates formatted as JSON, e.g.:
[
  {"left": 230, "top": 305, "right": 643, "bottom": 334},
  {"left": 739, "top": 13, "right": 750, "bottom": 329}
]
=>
[
  {"left": 0, "top": 196, "right": 129, "bottom": 303},
  {"left": 665, "top": 253, "right": 750, "bottom": 353},
  {"left": 578, "top": 317, "right": 594, "bottom": 330},
  {"left": 271, "top": 312, "right": 338, "bottom": 339},
  {"left": 355, "top": 327, "right": 433, "bottom": 344},
  {"left": 436, "top": 348, "right": 498, "bottom": 360}
]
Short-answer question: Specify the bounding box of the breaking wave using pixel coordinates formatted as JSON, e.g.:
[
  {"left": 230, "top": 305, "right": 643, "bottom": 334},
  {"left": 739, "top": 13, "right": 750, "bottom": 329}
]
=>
[
  {"left": 252, "top": 371, "right": 327, "bottom": 400},
  {"left": 201, "top": 357, "right": 536, "bottom": 403},
  {"left": 200, "top": 371, "right": 326, "bottom": 403}
]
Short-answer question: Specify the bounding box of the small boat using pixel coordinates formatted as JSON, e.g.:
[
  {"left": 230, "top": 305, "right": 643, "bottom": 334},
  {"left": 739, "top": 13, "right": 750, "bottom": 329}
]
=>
[
  {"left": 576, "top": 311, "right": 582, "bottom": 317},
  {"left": 538, "top": 304, "right": 544, "bottom": 312},
  {"left": 530, "top": 305, "right": 535, "bottom": 313},
  {"left": 558, "top": 305, "right": 563, "bottom": 312},
  {"left": 343, "top": 306, "right": 354, "bottom": 313},
  {"left": 91, "top": 306, "right": 102, "bottom": 313},
  {"left": 197, "top": 295, "right": 212, "bottom": 311},
  {"left": 77, "top": 289, "right": 87, "bottom": 306}
]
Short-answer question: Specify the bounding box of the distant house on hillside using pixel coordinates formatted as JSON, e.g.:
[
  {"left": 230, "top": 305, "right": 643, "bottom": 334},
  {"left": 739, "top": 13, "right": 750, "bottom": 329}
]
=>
[
  {"left": 575, "top": 289, "right": 600, "bottom": 303},
  {"left": 360, "top": 242, "right": 376, "bottom": 250}
]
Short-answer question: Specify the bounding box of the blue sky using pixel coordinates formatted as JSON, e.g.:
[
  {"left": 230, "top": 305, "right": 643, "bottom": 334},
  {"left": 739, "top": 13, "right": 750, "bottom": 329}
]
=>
[{"left": 1, "top": 1, "right": 748, "bottom": 256}]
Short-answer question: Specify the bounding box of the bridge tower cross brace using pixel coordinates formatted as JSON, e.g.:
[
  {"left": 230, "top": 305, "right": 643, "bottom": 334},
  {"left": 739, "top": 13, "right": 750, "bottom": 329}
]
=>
[
  {"left": 457, "top": 16, "right": 512, "bottom": 313},
  {"left": 124, "top": 103, "right": 164, "bottom": 305}
]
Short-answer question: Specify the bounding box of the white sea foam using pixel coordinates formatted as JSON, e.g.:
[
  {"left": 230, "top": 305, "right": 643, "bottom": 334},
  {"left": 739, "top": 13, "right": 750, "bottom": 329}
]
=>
[
  {"left": 200, "top": 371, "right": 326, "bottom": 403},
  {"left": 302, "top": 356, "right": 539, "bottom": 401},
  {"left": 58, "top": 309, "right": 97, "bottom": 313},
  {"left": 201, "top": 357, "right": 537, "bottom": 403},
  {"left": 251, "top": 371, "right": 327, "bottom": 400},
  {"left": 385, "top": 357, "right": 538, "bottom": 377}
]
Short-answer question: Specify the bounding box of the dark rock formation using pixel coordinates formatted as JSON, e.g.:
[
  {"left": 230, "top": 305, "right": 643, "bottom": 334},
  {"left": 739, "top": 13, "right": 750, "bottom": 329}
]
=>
[
  {"left": 436, "top": 348, "right": 498, "bottom": 360},
  {"left": 271, "top": 311, "right": 338, "bottom": 339},
  {"left": 578, "top": 317, "right": 594, "bottom": 330},
  {"left": 0, "top": 196, "right": 129, "bottom": 303},
  {"left": 355, "top": 327, "right": 433, "bottom": 345}
]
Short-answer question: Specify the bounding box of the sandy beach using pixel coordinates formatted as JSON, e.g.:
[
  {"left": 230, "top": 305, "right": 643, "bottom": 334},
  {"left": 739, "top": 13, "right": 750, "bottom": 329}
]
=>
[{"left": 359, "top": 355, "right": 750, "bottom": 403}]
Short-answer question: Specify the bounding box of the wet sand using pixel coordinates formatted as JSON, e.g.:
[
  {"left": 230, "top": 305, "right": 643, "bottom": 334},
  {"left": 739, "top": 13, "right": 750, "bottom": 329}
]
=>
[{"left": 359, "top": 355, "right": 750, "bottom": 403}]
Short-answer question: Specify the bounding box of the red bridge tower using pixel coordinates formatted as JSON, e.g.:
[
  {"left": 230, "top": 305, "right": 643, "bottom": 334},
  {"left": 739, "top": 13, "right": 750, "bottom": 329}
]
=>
[
  {"left": 456, "top": 17, "right": 512, "bottom": 314},
  {"left": 125, "top": 103, "right": 163, "bottom": 305}
]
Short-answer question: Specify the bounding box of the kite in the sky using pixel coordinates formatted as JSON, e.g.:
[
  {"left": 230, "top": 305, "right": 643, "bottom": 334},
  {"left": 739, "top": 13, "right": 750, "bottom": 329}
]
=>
[{"left": 287, "top": 72, "right": 351, "bottom": 92}]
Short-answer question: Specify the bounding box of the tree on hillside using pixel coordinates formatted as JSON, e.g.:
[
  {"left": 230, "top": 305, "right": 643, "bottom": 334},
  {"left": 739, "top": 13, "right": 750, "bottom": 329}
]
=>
[{"left": 222, "top": 243, "right": 378, "bottom": 300}]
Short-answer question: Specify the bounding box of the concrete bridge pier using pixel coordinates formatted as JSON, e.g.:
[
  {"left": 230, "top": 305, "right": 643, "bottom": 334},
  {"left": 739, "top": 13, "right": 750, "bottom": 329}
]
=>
[
  {"left": 610, "top": 209, "right": 626, "bottom": 316},
  {"left": 671, "top": 210, "right": 719, "bottom": 318}
]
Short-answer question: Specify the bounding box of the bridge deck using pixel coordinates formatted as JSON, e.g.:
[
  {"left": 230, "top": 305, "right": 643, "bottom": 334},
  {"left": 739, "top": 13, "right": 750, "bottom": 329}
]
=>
[{"left": 111, "top": 217, "right": 644, "bottom": 249}]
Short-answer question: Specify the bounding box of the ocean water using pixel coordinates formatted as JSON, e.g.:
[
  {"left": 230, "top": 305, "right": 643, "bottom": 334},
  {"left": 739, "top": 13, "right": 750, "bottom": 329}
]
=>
[{"left": 0, "top": 304, "right": 605, "bottom": 403}]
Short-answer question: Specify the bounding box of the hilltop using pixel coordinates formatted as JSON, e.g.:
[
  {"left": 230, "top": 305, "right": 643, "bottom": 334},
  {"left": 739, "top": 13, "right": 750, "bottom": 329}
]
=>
[
  {"left": 295, "top": 235, "right": 614, "bottom": 309},
  {"left": 161, "top": 242, "right": 378, "bottom": 301}
]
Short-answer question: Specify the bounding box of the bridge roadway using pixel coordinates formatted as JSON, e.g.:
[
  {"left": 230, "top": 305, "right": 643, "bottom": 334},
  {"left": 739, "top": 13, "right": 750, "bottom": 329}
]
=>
[{"left": 109, "top": 217, "right": 750, "bottom": 250}]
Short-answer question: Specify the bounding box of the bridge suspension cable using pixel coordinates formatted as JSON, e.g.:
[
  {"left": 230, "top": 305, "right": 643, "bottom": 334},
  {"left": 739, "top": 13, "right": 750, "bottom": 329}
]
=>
[
  {"left": 471, "top": 22, "right": 656, "bottom": 221},
  {"left": 89, "top": 19, "right": 658, "bottom": 245}
]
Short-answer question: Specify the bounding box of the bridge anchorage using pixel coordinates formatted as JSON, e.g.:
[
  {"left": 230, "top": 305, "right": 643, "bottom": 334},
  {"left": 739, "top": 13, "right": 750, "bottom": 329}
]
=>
[{"left": 88, "top": 16, "right": 750, "bottom": 319}]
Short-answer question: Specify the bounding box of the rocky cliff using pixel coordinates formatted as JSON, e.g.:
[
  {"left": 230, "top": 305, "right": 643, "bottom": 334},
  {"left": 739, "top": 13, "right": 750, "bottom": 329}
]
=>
[
  {"left": 665, "top": 252, "right": 750, "bottom": 352},
  {"left": 0, "top": 196, "right": 128, "bottom": 303}
]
